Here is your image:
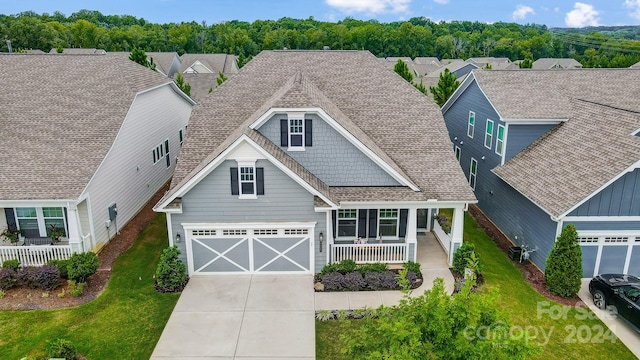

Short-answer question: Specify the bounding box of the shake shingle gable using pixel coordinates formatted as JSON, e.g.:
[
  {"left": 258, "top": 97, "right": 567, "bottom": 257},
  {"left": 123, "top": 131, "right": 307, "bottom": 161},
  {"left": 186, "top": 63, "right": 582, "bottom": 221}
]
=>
[
  {"left": 0, "top": 54, "right": 176, "bottom": 200},
  {"left": 162, "top": 50, "right": 475, "bottom": 206}
]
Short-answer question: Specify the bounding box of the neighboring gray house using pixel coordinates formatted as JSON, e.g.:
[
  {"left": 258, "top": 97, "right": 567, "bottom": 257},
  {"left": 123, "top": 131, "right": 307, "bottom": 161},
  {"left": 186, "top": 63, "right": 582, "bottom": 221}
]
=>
[
  {"left": 532, "top": 58, "right": 583, "bottom": 69},
  {"left": 426, "top": 61, "right": 478, "bottom": 79},
  {"left": 146, "top": 52, "right": 181, "bottom": 78},
  {"left": 154, "top": 50, "right": 476, "bottom": 275},
  {"left": 178, "top": 53, "right": 239, "bottom": 102},
  {"left": 0, "top": 54, "right": 195, "bottom": 259},
  {"left": 441, "top": 68, "right": 640, "bottom": 277},
  {"left": 631, "top": 61, "right": 640, "bottom": 69}
]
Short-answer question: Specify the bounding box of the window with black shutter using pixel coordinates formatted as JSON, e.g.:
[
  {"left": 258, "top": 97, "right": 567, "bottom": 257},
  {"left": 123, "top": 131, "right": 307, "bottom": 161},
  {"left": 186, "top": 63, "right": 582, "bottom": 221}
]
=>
[{"left": 231, "top": 164, "right": 264, "bottom": 198}]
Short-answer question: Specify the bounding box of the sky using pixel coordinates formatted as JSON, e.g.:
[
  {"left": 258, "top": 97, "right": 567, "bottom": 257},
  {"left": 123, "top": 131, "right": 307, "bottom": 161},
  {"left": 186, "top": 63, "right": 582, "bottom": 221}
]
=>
[{"left": 2, "top": 0, "right": 640, "bottom": 28}]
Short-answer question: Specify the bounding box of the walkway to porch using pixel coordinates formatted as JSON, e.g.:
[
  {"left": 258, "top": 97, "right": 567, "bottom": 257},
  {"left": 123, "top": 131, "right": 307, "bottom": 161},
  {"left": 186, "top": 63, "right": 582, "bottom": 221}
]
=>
[{"left": 315, "top": 233, "right": 454, "bottom": 310}]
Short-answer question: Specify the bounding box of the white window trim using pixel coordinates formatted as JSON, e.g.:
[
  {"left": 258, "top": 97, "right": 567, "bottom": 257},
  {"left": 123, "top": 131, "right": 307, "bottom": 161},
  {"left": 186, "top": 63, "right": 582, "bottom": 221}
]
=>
[
  {"left": 15, "top": 207, "right": 67, "bottom": 238},
  {"left": 455, "top": 146, "right": 461, "bottom": 163},
  {"left": 495, "top": 124, "right": 505, "bottom": 156},
  {"left": 377, "top": 209, "right": 399, "bottom": 240},
  {"left": 484, "top": 119, "right": 494, "bottom": 150},
  {"left": 287, "top": 112, "right": 305, "bottom": 151},
  {"left": 467, "top": 111, "right": 475, "bottom": 138},
  {"left": 469, "top": 158, "right": 477, "bottom": 190},
  {"left": 237, "top": 161, "right": 257, "bottom": 199},
  {"left": 179, "top": 128, "right": 185, "bottom": 146},
  {"left": 336, "top": 209, "right": 358, "bottom": 239}
]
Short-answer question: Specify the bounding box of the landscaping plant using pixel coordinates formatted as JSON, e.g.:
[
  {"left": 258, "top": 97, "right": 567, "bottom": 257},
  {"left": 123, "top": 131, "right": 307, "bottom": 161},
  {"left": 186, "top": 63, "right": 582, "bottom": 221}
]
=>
[
  {"left": 47, "top": 259, "right": 70, "bottom": 279},
  {"left": 17, "top": 265, "right": 61, "bottom": 291},
  {"left": 453, "top": 242, "right": 483, "bottom": 276},
  {"left": 67, "top": 252, "right": 99, "bottom": 283},
  {"left": 155, "top": 246, "right": 188, "bottom": 292},
  {"left": 544, "top": 223, "right": 583, "bottom": 298},
  {"left": 0, "top": 267, "right": 17, "bottom": 290},
  {"left": 46, "top": 338, "right": 77, "bottom": 360},
  {"left": 2, "top": 259, "right": 20, "bottom": 271}
]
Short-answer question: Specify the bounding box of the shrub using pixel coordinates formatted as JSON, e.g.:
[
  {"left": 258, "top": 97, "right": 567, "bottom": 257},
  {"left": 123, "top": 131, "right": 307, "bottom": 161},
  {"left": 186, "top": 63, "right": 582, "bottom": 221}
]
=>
[
  {"left": 47, "top": 259, "right": 70, "bottom": 279},
  {"left": 545, "top": 224, "right": 583, "bottom": 298},
  {"left": 404, "top": 271, "right": 418, "bottom": 285},
  {"left": 17, "top": 265, "right": 61, "bottom": 290},
  {"left": 336, "top": 259, "right": 357, "bottom": 274},
  {"left": 0, "top": 267, "right": 17, "bottom": 290},
  {"left": 67, "top": 252, "right": 99, "bottom": 283},
  {"left": 68, "top": 280, "right": 85, "bottom": 297},
  {"left": 155, "top": 246, "right": 188, "bottom": 292},
  {"left": 343, "top": 271, "right": 366, "bottom": 291},
  {"left": 321, "top": 272, "right": 345, "bottom": 291},
  {"left": 356, "top": 262, "right": 388, "bottom": 275},
  {"left": 2, "top": 259, "right": 20, "bottom": 271},
  {"left": 365, "top": 271, "right": 399, "bottom": 290},
  {"left": 453, "top": 243, "right": 483, "bottom": 275},
  {"left": 320, "top": 262, "right": 341, "bottom": 276},
  {"left": 46, "top": 338, "right": 77, "bottom": 359},
  {"left": 403, "top": 261, "right": 421, "bottom": 275}
]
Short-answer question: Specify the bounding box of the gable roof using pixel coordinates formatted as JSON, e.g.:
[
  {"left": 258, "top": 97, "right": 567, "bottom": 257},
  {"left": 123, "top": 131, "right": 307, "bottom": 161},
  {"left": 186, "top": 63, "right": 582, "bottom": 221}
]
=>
[
  {"left": 0, "top": 54, "right": 179, "bottom": 201},
  {"left": 49, "top": 48, "right": 106, "bottom": 55},
  {"left": 179, "top": 54, "right": 239, "bottom": 75},
  {"left": 532, "top": 58, "right": 583, "bottom": 69},
  {"left": 146, "top": 52, "right": 180, "bottom": 76},
  {"left": 493, "top": 100, "right": 640, "bottom": 218},
  {"left": 160, "top": 50, "right": 476, "bottom": 207},
  {"left": 449, "top": 69, "right": 640, "bottom": 119}
]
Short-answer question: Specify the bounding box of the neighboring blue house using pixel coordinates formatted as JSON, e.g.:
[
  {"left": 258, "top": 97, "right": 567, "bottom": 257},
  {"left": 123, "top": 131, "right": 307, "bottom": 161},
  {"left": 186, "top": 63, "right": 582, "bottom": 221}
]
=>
[
  {"left": 154, "top": 50, "right": 476, "bottom": 275},
  {"left": 441, "top": 68, "right": 640, "bottom": 277}
]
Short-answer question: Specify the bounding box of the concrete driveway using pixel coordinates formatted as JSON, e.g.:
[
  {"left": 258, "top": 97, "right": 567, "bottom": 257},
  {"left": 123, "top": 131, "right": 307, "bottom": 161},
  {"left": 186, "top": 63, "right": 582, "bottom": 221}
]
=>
[{"left": 151, "top": 274, "right": 315, "bottom": 359}]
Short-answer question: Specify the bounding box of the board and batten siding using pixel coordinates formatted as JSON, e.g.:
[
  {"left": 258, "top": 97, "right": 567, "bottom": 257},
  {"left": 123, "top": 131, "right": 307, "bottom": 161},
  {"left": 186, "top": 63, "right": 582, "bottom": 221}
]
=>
[
  {"left": 443, "top": 79, "right": 558, "bottom": 270},
  {"left": 257, "top": 113, "right": 400, "bottom": 186},
  {"left": 172, "top": 159, "right": 327, "bottom": 272},
  {"left": 83, "top": 85, "right": 192, "bottom": 250},
  {"left": 568, "top": 168, "right": 640, "bottom": 217}
]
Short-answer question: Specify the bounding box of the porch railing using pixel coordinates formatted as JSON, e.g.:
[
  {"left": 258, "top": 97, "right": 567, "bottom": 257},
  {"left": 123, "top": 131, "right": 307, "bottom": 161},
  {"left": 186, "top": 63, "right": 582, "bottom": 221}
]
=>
[
  {"left": 331, "top": 243, "right": 407, "bottom": 264},
  {"left": 0, "top": 245, "right": 73, "bottom": 267},
  {"left": 432, "top": 222, "right": 451, "bottom": 257}
]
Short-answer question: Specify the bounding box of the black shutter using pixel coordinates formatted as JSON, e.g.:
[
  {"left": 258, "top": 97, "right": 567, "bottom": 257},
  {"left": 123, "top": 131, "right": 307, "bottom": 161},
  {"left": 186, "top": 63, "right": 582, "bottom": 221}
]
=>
[
  {"left": 5, "top": 208, "right": 16, "bottom": 227},
  {"left": 280, "top": 119, "right": 288, "bottom": 147},
  {"left": 399, "top": 209, "right": 408, "bottom": 238},
  {"left": 230, "top": 167, "right": 239, "bottom": 195},
  {"left": 368, "top": 209, "right": 378, "bottom": 239},
  {"left": 357, "top": 209, "right": 367, "bottom": 238},
  {"left": 331, "top": 210, "right": 337, "bottom": 239},
  {"left": 305, "top": 118, "right": 312, "bottom": 146},
  {"left": 256, "top": 167, "right": 264, "bottom": 195}
]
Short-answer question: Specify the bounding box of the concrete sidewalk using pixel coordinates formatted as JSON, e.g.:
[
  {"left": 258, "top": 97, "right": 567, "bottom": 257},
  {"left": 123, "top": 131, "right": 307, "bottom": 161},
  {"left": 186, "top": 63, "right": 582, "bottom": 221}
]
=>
[{"left": 578, "top": 279, "right": 640, "bottom": 359}]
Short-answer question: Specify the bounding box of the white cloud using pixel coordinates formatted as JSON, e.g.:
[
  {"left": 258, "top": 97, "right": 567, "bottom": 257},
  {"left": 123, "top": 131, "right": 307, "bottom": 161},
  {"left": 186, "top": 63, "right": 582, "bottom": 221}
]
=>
[
  {"left": 433, "top": 0, "right": 449, "bottom": 4},
  {"left": 625, "top": 0, "right": 640, "bottom": 20},
  {"left": 565, "top": 2, "right": 600, "bottom": 27},
  {"left": 512, "top": 5, "right": 535, "bottom": 20},
  {"left": 325, "top": 0, "right": 411, "bottom": 14}
]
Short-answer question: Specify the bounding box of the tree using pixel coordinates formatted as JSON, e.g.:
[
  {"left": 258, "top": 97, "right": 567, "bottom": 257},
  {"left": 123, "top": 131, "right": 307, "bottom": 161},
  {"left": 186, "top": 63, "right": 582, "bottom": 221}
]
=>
[
  {"left": 175, "top": 73, "right": 191, "bottom": 97},
  {"left": 341, "top": 276, "right": 540, "bottom": 359},
  {"left": 545, "top": 224, "right": 582, "bottom": 298},
  {"left": 393, "top": 59, "right": 413, "bottom": 83},
  {"left": 519, "top": 58, "right": 533, "bottom": 68},
  {"left": 412, "top": 79, "right": 427, "bottom": 95},
  {"left": 429, "top": 68, "right": 460, "bottom": 107},
  {"left": 129, "top": 47, "right": 148, "bottom": 66},
  {"left": 216, "top": 71, "right": 228, "bottom": 87}
]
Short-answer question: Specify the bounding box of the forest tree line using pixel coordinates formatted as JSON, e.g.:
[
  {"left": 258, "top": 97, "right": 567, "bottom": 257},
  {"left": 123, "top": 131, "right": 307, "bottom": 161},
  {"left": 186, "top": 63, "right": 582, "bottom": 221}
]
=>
[{"left": 1, "top": 9, "right": 640, "bottom": 68}]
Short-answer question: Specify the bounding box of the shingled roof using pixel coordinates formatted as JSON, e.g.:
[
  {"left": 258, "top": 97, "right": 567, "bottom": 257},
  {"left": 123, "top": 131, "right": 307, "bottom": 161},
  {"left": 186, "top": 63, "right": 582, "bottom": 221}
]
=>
[
  {"left": 493, "top": 100, "right": 640, "bottom": 218},
  {"left": 0, "top": 54, "right": 174, "bottom": 201},
  {"left": 162, "top": 50, "right": 476, "bottom": 205}
]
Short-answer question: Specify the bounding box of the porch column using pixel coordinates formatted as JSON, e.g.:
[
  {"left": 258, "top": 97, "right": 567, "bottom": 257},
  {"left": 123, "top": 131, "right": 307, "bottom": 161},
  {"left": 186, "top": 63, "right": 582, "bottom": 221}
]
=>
[
  {"left": 449, "top": 206, "right": 465, "bottom": 265},
  {"left": 406, "top": 208, "right": 417, "bottom": 262},
  {"left": 66, "top": 203, "right": 82, "bottom": 253},
  {"left": 325, "top": 210, "right": 333, "bottom": 265}
]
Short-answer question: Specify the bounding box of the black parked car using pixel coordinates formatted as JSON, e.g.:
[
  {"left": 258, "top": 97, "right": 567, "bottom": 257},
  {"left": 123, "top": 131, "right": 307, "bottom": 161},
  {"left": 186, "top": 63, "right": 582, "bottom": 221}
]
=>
[{"left": 589, "top": 274, "right": 640, "bottom": 331}]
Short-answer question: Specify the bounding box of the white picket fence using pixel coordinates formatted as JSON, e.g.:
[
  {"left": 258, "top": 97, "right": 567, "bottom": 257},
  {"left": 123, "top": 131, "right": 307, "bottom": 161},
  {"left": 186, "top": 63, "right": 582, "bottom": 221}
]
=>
[
  {"left": 331, "top": 243, "right": 407, "bottom": 264},
  {"left": 0, "top": 245, "right": 73, "bottom": 267}
]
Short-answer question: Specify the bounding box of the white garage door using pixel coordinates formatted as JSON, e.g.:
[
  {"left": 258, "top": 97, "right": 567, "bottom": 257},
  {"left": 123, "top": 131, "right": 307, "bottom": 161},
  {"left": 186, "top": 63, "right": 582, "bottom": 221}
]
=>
[
  {"left": 183, "top": 223, "right": 314, "bottom": 275},
  {"left": 580, "top": 233, "right": 640, "bottom": 278}
]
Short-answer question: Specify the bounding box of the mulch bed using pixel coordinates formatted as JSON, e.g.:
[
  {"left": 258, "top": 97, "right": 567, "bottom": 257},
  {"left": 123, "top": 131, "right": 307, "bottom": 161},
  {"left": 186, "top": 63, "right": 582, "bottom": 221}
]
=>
[
  {"left": 468, "top": 204, "right": 582, "bottom": 307},
  {"left": 0, "top": 183, "right": 169, "bottom": 311},
  {"left": 314, "top": 269, "right": 424, "bottom": 292}
]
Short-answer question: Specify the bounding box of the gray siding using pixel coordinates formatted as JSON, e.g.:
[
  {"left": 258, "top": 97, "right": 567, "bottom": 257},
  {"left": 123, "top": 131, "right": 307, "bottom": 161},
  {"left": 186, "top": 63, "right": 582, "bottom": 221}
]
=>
[
  {"left": 505, "top": 124, "right": 558, "bottom": 162},
  {"left": 172, "top": 159, "right": 327, "bottom": 272},
  {"left": 84, "top": 85, "right": 192, "bottom": 250},
  {"left": 454, "top": 64, "right": 477, "bottom": 78},
  {"left": 257, "top": 113, "right": 400, "bottom": 186},
  {"left": 443, "top": 80, "right": 558, "bottom": 270},
  {"left": 568, "top": 168, "right": 640, "bottom": 217},
  {"left": 570, "top": 221, "right": 640, "bottom": 231}
]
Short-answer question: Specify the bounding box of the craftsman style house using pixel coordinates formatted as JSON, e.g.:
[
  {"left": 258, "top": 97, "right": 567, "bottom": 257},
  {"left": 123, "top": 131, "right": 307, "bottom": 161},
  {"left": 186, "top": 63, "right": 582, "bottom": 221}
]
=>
[
  {"left": 154, "top": 50, "right": 476, "bottom": 275},
  {"left": 441, "top": 69, "right": 640, "bottom": 277}
]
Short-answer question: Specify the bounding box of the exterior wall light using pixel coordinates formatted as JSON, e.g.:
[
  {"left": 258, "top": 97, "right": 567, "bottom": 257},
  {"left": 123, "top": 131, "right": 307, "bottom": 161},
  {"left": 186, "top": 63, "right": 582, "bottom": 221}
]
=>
[{"left": 319, "top": 232, "right": 324, "bottom": 252}]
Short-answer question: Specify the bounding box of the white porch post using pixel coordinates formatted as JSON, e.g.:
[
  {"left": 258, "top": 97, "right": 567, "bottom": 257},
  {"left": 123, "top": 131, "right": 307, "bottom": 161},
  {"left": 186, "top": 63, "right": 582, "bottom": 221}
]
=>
[
  {"left": 326, "top": 210, "right": 333, "bottom": 265},
  {"left": 449, "top": 206, "right": 465, "bottom": 265},
  {"left": 66, "top": 203, "right": 83, "bottom": 253},
  {"left": 406, "top": 208, "right": 417, "bottom": 262}
]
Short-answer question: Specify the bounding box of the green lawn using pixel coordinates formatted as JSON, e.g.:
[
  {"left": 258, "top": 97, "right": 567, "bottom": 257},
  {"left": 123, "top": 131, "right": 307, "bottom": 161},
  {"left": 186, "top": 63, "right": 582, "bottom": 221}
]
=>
[
  {"left": 0, "top": 214, "right": 180, "bottom": 359},
  {"left": 316, "top": 213, "right": 636, "bottom": 360}
]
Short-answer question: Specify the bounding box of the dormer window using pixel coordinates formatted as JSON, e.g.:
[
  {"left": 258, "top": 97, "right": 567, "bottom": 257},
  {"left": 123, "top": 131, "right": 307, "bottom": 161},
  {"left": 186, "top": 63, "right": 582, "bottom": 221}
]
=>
[
  {"left": 280, "top": 113, "right": 312, "bottom": 151},
  {"left": 230, "top": 161, "right": 264, "bottom": 199}
]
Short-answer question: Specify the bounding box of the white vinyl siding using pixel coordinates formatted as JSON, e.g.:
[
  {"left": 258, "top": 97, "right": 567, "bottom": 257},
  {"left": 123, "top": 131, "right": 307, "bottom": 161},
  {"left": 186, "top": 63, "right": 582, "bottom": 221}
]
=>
[
  {"left": 484, "top": 120, "right": 494, "bottom": 149},
  {"left": 467, "top": 111, "right": 475, "bottom": 138},
  {"left": 469, "top": 158, "right": 477, "bottom": 190},
  {"left": 496, "top": 124, "right": 505, "bottom": 156}
]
